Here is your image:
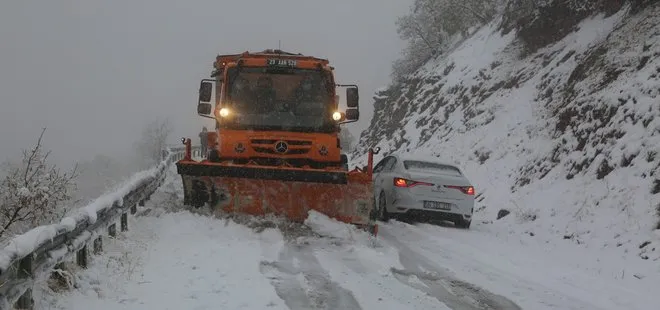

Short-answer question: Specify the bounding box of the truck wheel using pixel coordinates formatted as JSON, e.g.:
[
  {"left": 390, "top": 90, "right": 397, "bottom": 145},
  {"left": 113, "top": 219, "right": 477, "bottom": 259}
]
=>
[
  {"left": 340, "top": 154, "right": 349, "bottom": 171},
  {"left": 191, "top": 180, "right": 209, "bottom": 208},
  {"left": 208, "top": 149, "right": 221, "bottom": 163}
]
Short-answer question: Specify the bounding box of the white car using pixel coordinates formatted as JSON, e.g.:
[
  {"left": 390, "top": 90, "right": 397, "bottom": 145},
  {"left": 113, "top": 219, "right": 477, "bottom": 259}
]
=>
[{"left": 372, "top": 154, "right": 475, "bottom": 228}]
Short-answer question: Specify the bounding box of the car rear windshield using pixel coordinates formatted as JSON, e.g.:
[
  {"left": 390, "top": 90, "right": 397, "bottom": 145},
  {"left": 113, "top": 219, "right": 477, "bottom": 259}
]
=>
[{"left": 403, "top": 160, "right": 462, "bottom": 176}]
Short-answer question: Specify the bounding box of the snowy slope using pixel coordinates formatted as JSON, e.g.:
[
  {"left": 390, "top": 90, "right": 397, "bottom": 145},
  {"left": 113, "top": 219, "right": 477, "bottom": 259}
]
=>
[
  {"left": 35, "top": 164, "right": 660, "bottom": 309},
  {"left": 352, "top": 2, "right": 660, "bottom": 266}
]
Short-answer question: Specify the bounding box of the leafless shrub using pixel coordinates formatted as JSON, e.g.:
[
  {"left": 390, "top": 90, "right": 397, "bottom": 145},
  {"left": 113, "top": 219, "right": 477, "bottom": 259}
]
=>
[
  {"left": 392, "top": 0, "right": 499, "bottom": 81},
  {"left": 0, "top": 128, "right": 78, "bottom": 240}
]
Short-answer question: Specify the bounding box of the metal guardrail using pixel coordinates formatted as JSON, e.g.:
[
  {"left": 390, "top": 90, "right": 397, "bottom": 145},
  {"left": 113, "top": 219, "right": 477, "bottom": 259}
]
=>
[
  {"left": 166, "top": 145, "right": 204, "bottom": 161},
  {"left": 0, "top": 147, "right": 197, "bottom": 310}
]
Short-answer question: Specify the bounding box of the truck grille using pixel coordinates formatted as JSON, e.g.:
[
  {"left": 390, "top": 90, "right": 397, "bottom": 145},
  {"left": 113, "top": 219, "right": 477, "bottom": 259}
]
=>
[
  {"left": 250, "top": 139, "right": 312, "bottom": 146},
  {"left": 250, "top": 139, "right": 312, "bottom": 155},
  {"left": 252, "top": 147, "right": 309, "bottom": 155}
]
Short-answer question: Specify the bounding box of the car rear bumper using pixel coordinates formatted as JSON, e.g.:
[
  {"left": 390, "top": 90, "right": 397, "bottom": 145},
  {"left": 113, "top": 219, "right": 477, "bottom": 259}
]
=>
[
  {"left": 397, "top": 209, "right": 471, "bottom": 223},
  {"left": 388, "top": 189, "right": 474, "bottom": 221}
]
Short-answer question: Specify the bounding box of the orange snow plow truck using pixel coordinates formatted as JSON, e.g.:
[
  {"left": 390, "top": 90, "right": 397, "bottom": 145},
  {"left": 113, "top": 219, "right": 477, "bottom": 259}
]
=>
[{"left": 176, "top": 49, "right": 378, "bottom": 233}]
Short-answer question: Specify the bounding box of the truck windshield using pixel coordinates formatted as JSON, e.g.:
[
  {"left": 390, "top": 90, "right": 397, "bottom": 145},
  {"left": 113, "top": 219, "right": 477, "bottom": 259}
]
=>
[{"left": 223, "top": 67, "right": 336, "bottom": 133}]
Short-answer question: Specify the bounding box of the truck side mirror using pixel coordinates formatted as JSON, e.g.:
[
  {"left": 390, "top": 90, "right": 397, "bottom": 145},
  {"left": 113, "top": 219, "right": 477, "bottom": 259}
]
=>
[
  {"left": 345, "top": 108, "right": 359, "bottom": 121},
  {"left": 197, "top": 103, "right": 212, "bottom": 115},
  {"left": 198, "top": 81, "right": 213, "bottom": 103},
  {"left": 346, "top": 87, "right": 359, "bottom": 108}
]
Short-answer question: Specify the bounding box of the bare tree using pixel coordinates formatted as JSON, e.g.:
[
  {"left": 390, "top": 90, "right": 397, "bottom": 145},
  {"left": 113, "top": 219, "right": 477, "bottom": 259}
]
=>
[
  {"left": 392, "top": 0, "right": 499, "bottom": 81},
  {"left": 391, "top": 40, "right": 439, "bottom": 82},
  {"left": 0, "top": 128, "right": 78, "bottom": 239},
  {"left": 134, "top": 118, "right": 174, "bottom": 168}
]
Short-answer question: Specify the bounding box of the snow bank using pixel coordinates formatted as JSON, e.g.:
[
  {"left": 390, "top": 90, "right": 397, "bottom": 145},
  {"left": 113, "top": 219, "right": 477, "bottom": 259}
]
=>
[{"left": 49, "top": 210, "right": 288, "bottom": 310}]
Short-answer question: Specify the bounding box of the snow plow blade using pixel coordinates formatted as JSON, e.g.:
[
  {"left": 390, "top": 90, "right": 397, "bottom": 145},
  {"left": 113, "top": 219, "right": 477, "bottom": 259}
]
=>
[{"left": 176, "top": 160, "right": 375, "bottom": 228}]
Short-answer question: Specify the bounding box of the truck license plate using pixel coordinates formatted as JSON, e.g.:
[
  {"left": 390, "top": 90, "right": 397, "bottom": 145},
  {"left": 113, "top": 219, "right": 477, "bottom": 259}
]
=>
[{"left": 423, "top": 201, "right": 451, "bottom": 210}]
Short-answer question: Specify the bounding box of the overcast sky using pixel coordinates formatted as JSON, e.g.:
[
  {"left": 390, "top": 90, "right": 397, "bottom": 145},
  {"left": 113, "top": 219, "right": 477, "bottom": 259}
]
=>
[{"left": 0, "top": 0, "right": 410, "bottom": 167}]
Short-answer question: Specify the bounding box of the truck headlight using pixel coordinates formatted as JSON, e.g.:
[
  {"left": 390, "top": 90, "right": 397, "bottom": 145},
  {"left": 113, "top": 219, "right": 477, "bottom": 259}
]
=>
[
  {"left": 332, "top": 111, "right": 343, "bottom": 121},
  {"left": 219, "top": 108, "right": 230, "bottom": 117}
]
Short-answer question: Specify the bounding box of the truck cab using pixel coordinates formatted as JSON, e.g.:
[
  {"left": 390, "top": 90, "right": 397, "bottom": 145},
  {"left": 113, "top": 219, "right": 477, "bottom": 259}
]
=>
[{"left": 196, "top": 50, "right": 359, "bottom": 170}]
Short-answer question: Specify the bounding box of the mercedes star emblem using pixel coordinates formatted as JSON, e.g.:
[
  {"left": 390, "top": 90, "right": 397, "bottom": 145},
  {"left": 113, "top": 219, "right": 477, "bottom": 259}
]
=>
[
  {"left": 235, "top": 143, "right": 245, "bottom": 153},
  {"left": 275, "top": 141, "right": 288, "bottom": 153}
]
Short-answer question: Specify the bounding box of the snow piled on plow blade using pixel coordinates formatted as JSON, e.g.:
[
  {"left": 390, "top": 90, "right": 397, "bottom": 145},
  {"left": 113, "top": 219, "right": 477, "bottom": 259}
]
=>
[{"left": 177, "top": 161, "right": 375, "bottom": 227}]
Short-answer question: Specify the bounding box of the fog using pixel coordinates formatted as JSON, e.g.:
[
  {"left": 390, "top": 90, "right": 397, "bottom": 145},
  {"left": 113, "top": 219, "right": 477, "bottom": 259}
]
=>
[{"left": 0, "top": 0, "right": 410, "bottom": 168}]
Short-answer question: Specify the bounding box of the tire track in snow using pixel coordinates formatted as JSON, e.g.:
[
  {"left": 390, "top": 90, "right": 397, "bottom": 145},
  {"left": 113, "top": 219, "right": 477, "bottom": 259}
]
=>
[
  {"left": 260, "top": 241, "right": 362, "bottom": 310},
  {"left": 378, "top": 227, "right": 522, "bottom": 310},
  {"left": 387, "top": 221, "right": 615, "bottom": 310}
]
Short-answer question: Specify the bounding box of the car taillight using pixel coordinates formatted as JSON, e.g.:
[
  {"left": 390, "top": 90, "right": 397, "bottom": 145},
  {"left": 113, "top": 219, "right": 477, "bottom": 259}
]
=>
[
  {"left": 393, "top": 177, "right": 433, "bottom": 187},
  {"left": 446, "top": 185, "right": 475, "bottom": 195}
]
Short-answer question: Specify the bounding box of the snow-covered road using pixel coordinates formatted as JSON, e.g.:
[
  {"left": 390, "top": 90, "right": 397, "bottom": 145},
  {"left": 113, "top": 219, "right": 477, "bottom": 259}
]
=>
[
  {"left": 377, "top": 222, "right": 657, "bottom": 310},
  {"left": 40, "top": 166, "right": 659, "bottom": 310}
]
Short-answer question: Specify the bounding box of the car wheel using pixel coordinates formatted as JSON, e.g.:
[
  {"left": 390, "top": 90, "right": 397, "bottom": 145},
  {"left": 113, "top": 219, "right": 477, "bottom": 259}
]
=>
[
  {"left": 455, "top": 218, "right": 471, "bottom": 229},
  {"left": 379, "top": 191, "right": 390, "bottom": 222}
]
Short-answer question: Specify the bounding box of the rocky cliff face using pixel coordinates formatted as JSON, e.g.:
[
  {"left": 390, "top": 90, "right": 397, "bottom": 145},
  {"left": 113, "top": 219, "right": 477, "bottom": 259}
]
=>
[{"left": 352, "top": 1, "right": 660, "bottom": 260}]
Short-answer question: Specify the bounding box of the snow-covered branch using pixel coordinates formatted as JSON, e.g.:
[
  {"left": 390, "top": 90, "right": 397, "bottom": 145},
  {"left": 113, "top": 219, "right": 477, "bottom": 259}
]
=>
[
  {"left": 0, "top": 128, "right": 78, "bottom": 240},
  {"left": 392, "top": 0, "right": 499, "bottom": 81}
]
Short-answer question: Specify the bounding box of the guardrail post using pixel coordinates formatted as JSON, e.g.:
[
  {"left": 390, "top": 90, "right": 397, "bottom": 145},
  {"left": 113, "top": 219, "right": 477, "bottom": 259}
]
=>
[
  {"left": 15, "top": 288, "right": 34, "bottom": 310},
  {"left": 93, "top": 236, "right": 103, "bottom": 254},
  {"left": 48, "top": 262, "right": 67, "bottom": 294},
  {"left": 15, "top": 253, "right": 34, "bottom": 309},
  {"left": 121, "top": 213, "right": 128, "bottom": 231},
  {"left": 108, "top": 223, "right": 117, "bottom": 238},
  {"left": 18, "top": 254, "right": 33, "bottom": 279},
  {"left": 76, "top": 245, "right": 88, "bottom": 268}
]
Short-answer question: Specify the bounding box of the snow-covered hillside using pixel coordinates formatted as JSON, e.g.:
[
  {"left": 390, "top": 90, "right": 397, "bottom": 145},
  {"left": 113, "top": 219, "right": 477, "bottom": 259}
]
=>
[{"left": 352, "top": 1, "right": 660, "bottom": 263}]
